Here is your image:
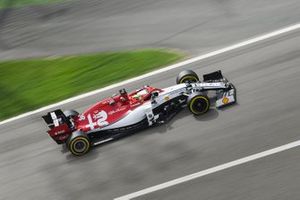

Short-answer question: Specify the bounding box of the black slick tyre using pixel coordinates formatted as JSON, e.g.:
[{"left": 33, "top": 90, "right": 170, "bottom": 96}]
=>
[
  {"left": 64, "top": 110, "right": 79, "bottom": 118},
  {"left": 188, "top": 94, "right": 210, "bottom": 115},
  {"left": 176, "top": 70, "right": 199, "bottom": 84},
  {"left": 67, "top": 131, "right": 91, "bottom": 156}
]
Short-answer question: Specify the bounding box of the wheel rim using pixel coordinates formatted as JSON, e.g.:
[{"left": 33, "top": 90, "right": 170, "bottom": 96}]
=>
[
  {"left": 69, "top": 137, "right": 90, "bottom": 156},
  {"left": 74, "top": 140, "right": 86, "bottom": 153},
  {"left": 190, "top": 96, "right": 209, "bottom": 114},
  {"left": 180, "top": 75, "right": 198, "bottom": 83}
]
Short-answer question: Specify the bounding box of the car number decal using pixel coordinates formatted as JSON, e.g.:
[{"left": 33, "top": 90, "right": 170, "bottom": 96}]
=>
[{"left": 86, "top": 110, "right": 109, "bottom": 130}]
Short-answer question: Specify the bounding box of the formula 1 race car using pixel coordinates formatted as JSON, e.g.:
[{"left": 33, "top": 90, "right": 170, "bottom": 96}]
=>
[{"left": 43, "top": 70, "right": 236, "bottom": 156}]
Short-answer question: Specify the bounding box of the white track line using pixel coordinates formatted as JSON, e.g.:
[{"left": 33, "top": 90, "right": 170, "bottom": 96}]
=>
[
  {"left": 1, "top": 23, "right": 300, "bottom": 126},
  {"left": 114, "top": 140, "right": 300, "bottom": 200}
]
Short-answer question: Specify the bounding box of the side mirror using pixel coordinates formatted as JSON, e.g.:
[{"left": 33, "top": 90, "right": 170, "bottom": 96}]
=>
[
  {"left": 151, "top": 91, "right": 159, "bottom": 98},
  {"left": 151, "top": 91, "right": 159, "bottom": 104}
]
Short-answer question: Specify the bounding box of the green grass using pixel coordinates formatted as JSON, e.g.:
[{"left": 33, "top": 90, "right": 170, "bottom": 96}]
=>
[
  {"left": 0, "top": 49, "right": 183, "bottom": 120},
  {"left": 0, "top": 0, "right": 63, "bottom": 8}
]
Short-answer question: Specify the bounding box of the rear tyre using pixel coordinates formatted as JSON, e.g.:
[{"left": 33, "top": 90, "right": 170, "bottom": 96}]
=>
[
  {"left": 67, "top": 131, "right": 91, "bottom": 156},
  {"left": 176, "top": 70, "right": 199, "bottom": 84},
  {"left": 64, "top": 110, "right": 79, "bottom": 118},
  {"left": 188, "top": 94, "right": 210, "bottom": 115}
]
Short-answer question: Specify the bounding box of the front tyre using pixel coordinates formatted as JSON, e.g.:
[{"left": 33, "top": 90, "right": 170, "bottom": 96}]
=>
[
  {"left": 67, "top": 131, "right": 91, "bottom": 156},
  {"left": 176, "top": 70, "right": 199, "bottom": 84},
  {"left": 188, "top": 94, "right": 210, "bottom": 115}
]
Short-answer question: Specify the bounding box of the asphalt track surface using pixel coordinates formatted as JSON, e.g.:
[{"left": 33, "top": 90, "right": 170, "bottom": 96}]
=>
[
  {"left": 1, "top": 1, "right": 300, "bottom": 200},
  {"left": 0, "top": 0, "right": 299, "bottom": 59}
]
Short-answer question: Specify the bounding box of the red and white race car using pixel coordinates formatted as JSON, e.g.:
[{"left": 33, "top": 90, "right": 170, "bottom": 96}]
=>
[{"left": 43, "top": 70, "right": 236, "bottom": 156}]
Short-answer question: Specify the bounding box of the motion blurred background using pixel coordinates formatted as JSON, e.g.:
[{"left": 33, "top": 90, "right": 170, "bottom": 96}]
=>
[
  {"left": 1, "top": 0, "right": 299, "bottom": 121},
  {"left": 1, "top": 1, "right": 300, "bottom": 200},
  {"left": 1, "top": 0, "right": 299, "bottom": 59}
]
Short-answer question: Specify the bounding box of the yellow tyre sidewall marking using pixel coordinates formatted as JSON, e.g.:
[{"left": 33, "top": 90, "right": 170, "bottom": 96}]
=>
[
  {"left": 180, "top": 75, "right": 198, "bottom": 84},
  {"left": 189, "top": 96, "right": 209, "bottom": 115},
  {"left": 69, "top": 136, "right": 90, "bottom": 156}
]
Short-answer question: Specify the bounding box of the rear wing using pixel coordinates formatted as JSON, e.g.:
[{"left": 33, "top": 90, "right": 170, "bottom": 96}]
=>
[
  {"left": 42, "top": 109, "right": 68, "bottom": 128},
  {"left": 42, "top": 109, "right": 72, "bottom": 144}
]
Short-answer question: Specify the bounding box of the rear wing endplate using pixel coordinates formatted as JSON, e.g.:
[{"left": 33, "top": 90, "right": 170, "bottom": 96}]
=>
[{"left": 42, "top": 109, "right": 69, "bottom": 128}]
